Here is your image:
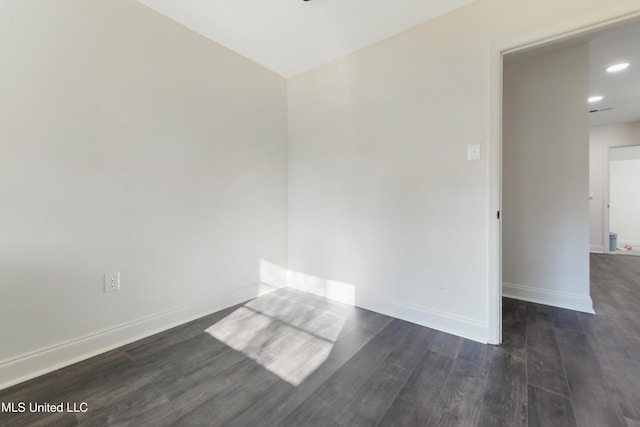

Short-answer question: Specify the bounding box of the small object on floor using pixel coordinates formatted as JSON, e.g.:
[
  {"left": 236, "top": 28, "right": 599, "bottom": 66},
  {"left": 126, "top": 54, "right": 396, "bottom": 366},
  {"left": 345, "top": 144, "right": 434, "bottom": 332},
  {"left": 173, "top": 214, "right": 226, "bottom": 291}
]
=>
[{"left": 617, "top": 245, "right": 633, "bottom": 252}]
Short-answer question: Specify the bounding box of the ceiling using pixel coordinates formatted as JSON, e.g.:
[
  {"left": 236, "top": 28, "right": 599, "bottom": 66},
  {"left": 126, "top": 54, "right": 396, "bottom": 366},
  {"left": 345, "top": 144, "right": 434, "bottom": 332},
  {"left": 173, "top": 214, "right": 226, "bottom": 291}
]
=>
[
  {"left": 137, "top": 0, "right": 475, "bottom": 78},
  {"left": 505, "top": 19, "right": 640, "bottom": 128},
  {"left": 589, "top": 20, "right": 640, "bottom": 127},
  {"left": 136, "top": 1, "right": 638, "bottom": 127}
]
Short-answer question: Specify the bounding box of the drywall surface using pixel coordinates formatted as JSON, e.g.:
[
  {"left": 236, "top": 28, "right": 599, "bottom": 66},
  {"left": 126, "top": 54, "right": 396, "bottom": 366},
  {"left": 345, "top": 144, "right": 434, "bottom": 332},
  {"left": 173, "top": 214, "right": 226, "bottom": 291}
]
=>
[
  {"left": 503, "top": 43, "right": 592, "bottom": 312},
  {"left": 589, "top": 121, "right": 640, "bottom": 251},
  {"left": 287, "top": 0, "right": 623, "bottom": 338},
  {"left": 0, "top": 0, "right": 287, "bottom": 386},
  {"left": 610, "top": 146, "right": 640, "bottom": 245}
]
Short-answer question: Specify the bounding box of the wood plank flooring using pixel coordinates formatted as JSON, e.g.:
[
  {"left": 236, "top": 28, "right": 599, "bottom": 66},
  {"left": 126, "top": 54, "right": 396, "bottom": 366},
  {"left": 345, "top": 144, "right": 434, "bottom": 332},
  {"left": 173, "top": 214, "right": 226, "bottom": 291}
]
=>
[{"left": 1, "top": 253, "right": 639, "bottom": 426}]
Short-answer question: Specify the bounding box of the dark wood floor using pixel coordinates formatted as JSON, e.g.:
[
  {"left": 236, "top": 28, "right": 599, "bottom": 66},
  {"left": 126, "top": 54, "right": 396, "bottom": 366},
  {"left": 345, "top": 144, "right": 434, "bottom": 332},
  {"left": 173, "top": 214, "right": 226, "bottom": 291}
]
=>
[{"left": 1, "top": 254, "right": 639, "bottom": 426}]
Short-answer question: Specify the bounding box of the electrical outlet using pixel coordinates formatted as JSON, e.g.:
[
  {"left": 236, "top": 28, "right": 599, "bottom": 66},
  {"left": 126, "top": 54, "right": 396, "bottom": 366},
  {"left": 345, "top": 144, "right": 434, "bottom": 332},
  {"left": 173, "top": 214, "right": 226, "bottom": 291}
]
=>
[{"left": 104, "top": 272, "right": 120, "bottom": 293}]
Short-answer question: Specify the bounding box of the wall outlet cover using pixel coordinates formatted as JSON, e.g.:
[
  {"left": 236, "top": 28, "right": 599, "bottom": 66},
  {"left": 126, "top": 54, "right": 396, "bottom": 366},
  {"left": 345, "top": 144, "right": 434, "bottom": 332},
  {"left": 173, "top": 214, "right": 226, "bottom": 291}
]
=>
[{"left": 104, "top": 272, "right": 120, "bottom": 293}]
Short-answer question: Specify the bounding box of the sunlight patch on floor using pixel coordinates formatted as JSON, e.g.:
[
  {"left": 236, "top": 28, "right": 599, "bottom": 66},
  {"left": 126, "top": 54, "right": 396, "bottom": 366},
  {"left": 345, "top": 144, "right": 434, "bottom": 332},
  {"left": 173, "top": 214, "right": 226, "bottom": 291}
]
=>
[{"left": 205, "top": 291, "right": 348, "bottom": 386}]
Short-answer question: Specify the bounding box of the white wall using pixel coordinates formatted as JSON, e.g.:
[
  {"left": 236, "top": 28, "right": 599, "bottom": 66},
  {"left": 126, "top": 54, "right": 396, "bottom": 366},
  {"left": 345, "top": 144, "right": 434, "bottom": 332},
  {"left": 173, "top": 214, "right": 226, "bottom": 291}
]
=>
[
  {"left": 0, "top": 0, "right": 287, "bottom": 387},
  {"left": 502, "top": 43, "right": 592, "bottom": 313},
  {"left": 2, "top": 0, "right": 638, "bottom": 388},
  {"left": 589, "top": 121, "right": 640, "bottom": 251},
  {"left": 286, "top": 0, "right": 629, "bottom": 341},
  {"left": 610, "top": 146, "right": 640, "bottom": 245}
]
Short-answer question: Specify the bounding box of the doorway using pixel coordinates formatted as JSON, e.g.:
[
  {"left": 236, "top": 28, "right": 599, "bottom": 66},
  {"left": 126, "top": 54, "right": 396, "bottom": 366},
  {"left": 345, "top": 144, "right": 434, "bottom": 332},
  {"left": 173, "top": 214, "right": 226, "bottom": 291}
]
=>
[
  {"left": 488, "top": 6, "right": 640, "bottom": 344},
  {"left": 608, "top": 145, "right": 640, "bottom": 256}
]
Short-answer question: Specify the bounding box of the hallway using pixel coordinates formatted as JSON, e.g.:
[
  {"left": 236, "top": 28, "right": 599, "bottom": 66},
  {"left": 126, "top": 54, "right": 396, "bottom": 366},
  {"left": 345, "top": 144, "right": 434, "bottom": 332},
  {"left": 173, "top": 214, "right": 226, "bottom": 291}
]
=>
[{"left": 500, "top": 253, "right": 640, "bottom": 426}]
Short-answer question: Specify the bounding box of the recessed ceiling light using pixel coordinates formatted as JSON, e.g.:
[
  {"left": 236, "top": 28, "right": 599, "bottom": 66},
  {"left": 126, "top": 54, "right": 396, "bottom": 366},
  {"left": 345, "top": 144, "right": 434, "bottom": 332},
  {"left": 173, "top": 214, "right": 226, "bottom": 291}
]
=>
[
  {"left": 588, "top": 96, "right": 603, "bottom": 103},
  {"left": 606, "top": 62, "right": 630, "bottom": 73}
]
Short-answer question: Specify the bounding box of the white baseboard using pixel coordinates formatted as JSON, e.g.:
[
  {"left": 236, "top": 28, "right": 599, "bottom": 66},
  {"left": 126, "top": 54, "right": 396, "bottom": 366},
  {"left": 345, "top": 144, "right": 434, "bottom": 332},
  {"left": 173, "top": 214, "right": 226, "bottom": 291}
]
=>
[
  {"left": 0, "top": 282, "right": 283, "bottom": 391},
  {"left": 288, "top": 270, "right": 488, "bottom": 343},
  {"left": 1, "top": 267, "right": 494, "bottom": 391},
  {"left": 353, "top": 292, "right": 488, "bottom": 343},
  {"left": 503, "top": 282, "right": 595, "bottom": 314},
  {"left": 618, "top": 240, "right": 640, "bottom": 247},
  {"left": 590, "top": 244, "right": 604, "bottom": 253}
]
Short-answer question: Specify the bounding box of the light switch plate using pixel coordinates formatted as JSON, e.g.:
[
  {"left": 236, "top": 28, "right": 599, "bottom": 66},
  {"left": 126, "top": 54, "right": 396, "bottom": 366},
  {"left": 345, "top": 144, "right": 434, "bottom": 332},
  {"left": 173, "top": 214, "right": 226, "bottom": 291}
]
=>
[{"left": 468, "top": 144, "right": 481, "bottom": 161}]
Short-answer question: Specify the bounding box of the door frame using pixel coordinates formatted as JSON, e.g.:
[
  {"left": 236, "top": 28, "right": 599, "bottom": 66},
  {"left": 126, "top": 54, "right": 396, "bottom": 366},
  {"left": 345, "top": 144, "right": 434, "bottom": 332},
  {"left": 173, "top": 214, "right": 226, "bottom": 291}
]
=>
[
  {"left": 487, "top": 3, "right": 640, "bottom": 345},
  {"left": 605, "top": 146, "right": 612, "bottom": 253},
  {"left": 607, "top": 144, "right": 640, "bottom": 253}
]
